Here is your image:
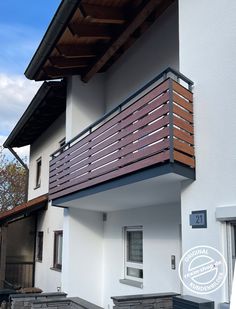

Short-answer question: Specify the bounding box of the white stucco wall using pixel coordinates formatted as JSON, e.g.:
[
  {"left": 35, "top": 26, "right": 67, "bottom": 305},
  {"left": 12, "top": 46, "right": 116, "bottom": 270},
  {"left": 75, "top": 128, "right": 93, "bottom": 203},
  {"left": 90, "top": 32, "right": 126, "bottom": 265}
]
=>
[
  {"left": 27, "top": 113, "right": 65, "bottom": 291},
  {"left": 62, "top": 208, "right": 104, "bottom": 305},
  {"left": 28, "top": 113, "right": 66, "bottom": 200},
  {"left": 103, "top": 203, "right": 181, "bottom": 308},
  {"left": 35, "top": 202, "right": 64, "bottom": 292},
  {"left": 62, "top": 203, "right": 181, "bottom": 308},
  {"left": 179, "top": 0, "right": 236, "bottom": 305},
  {"left": 66, "top": 75, "right": 105, "bottom": 140},
  {"left": 105, "top": 1, "right": 179, "bottom": 110}
]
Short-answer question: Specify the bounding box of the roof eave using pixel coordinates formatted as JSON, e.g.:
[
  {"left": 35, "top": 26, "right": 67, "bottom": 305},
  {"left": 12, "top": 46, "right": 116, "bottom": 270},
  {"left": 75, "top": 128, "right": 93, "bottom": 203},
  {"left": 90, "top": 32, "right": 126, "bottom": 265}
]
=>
[
  {"left": 0, "top": 194, "right": 48, "bottom": 225},
  {"left": 24, "top": 0, "right": 81, "bottom": 80}
]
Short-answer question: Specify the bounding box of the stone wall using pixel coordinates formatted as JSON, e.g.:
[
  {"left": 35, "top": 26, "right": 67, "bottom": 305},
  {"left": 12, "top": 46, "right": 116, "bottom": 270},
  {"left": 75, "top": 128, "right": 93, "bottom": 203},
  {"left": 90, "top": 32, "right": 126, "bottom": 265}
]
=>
[
  {"left": 111, "top": 293, "right": 179, "bottom": 309},
  {"left": 10, "top": 293, "right": 103, "bottom": 309},
  {"left": 10, "top": 293, "right": 67, "bottom": 309}
]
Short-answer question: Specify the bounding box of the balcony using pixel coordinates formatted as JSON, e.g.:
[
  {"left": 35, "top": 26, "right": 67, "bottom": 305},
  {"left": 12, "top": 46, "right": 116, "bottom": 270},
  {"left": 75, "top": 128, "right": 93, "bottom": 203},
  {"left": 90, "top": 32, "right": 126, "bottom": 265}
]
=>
[{"left": 49, "top": 68, "right": 194, "bottom": 204}]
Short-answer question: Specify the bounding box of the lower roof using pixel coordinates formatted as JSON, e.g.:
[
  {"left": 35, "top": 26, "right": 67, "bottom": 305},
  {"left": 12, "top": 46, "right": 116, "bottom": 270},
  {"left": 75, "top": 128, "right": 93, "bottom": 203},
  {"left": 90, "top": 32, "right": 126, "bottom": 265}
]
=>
[
  {"left": 0, "top": 194, "right": 48, "bottom": 225},
  {"left": 4, "top": 81, "right": 66, "bottom": 148}
]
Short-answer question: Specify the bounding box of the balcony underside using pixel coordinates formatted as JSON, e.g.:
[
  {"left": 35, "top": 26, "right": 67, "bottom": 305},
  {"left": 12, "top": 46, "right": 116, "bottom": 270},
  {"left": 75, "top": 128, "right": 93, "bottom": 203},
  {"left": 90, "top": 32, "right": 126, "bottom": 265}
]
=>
[{"left": 52, "top": 162, "right": 194, "bottom": 211}]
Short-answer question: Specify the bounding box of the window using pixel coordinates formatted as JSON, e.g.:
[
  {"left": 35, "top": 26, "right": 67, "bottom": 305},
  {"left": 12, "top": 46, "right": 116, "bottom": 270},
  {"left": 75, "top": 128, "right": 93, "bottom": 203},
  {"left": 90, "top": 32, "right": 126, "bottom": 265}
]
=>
[
  {"left": 37, "top": 231, "right": 43, "bottom": 262},
  {"left": 35, "top": 158, "right": 42, "bottom": 188},
  {"left": 53, "top": 231, "right": 63, "bottom": 271},
  {"left": 124, "top": 226, "right": 143, "bottom": 282}
]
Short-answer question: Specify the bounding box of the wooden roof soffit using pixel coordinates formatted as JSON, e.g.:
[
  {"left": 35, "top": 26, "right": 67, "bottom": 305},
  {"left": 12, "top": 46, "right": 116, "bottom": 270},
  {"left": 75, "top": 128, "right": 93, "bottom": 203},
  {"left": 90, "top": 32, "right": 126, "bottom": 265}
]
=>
[
  {"left": 80, "top": 3, "right": 127, "bottom": 25},
  {"left": 82, "top": 0, "right": 162, "bottom": 82},
  {"left": 32, "top": 0, "right": 175, "bottom": 82}
]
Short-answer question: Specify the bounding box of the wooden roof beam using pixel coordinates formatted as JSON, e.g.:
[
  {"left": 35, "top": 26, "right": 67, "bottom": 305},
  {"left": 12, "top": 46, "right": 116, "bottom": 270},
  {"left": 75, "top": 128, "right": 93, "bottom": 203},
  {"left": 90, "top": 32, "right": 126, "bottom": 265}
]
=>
[
  {"left": 49, "top": 56, "right": 92, "bottom": 68},
  {"left": 56, "top": 44, "right": 97, "bottom": 58},
  {"left": 69, "top": 23, "right": 120, "bottom": 40},
  {"left": 43, "top": 67, "right": 84, "bottom": 78},
  {"left": 80, "top": 3, "right": 127, "bottom": 24},
  {"left": 82, "top": 0, "right": 162, "bottom": 83}
]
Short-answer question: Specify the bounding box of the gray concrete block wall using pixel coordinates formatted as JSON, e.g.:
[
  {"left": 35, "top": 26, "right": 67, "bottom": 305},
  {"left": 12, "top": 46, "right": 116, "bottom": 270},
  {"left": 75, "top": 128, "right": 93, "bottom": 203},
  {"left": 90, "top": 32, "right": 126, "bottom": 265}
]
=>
[
  {"left": 9, "top": 294, "right": 103, "bottom": 309},
  {"left": 10, "top": 293, "right": 68, "bottom": 309},
  {"left": 111, "top": 293, "right": 180, "bottom": 309}
]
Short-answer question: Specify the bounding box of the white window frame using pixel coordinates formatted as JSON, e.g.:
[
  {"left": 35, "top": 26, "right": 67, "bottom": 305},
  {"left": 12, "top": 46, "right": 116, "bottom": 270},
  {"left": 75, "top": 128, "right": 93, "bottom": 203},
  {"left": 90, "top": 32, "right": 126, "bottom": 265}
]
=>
[
  {"left": 124, "top": 226, "right": 143, "bottom": 282},
  {"left": 35, "top": 157, "right": 42, "bottom": 188},
  {"left": 53, "top": 230, "right": 63, "bottom": 271}
]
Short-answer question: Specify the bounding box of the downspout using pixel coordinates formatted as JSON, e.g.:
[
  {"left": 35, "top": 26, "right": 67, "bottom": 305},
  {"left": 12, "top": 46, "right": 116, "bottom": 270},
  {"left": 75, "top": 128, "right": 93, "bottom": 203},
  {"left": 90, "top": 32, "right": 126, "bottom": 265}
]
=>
[{"left": 7, "top": 147, "right": 29, "bottom": 203}]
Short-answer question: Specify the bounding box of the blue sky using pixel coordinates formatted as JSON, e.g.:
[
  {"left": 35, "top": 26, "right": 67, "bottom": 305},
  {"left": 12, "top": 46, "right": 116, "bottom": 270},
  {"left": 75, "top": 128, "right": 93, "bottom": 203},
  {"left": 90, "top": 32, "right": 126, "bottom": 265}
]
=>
[
  {"left": 0, "top": 0, "right": 61, "bottom": 156},
  {"left": 0, "top": 1, "right": 61, "bottom": 74}
]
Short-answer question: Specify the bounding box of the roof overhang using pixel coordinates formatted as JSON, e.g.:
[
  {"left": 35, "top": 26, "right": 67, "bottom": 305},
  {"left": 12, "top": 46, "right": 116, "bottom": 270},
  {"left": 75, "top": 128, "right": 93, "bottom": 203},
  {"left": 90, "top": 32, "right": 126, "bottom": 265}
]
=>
[
  {"left": 25, "top": 0, "right": 175, "bottom": 82},
  {"left": 0, "top": 194, "right": 48, "bottom": 225},
  {"left": 4, "top": 81, "right": 66, "bottom": 148}
]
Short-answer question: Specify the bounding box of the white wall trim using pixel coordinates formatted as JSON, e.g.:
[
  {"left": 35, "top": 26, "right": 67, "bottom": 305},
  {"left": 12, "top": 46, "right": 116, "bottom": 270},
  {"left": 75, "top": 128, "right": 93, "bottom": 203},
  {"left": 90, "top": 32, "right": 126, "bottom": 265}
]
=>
[{"left": 216, "top": 206, "right": 236, "bottom": 221}]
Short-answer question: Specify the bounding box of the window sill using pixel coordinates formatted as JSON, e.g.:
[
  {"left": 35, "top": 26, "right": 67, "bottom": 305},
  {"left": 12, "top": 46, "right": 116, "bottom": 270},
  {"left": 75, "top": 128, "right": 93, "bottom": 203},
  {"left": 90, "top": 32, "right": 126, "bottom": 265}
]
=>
[
  {"left": 119, "top": 279, "right": 143, "bottom": 289},
  {"left": 36, "top": 260, "right": 42, "bottom": 263},
  {"left": 50, "top": 267, "right": 61, "bottom": 272},
  {"left": 34, "top": 185, "right": 41, "bottom": 190}
]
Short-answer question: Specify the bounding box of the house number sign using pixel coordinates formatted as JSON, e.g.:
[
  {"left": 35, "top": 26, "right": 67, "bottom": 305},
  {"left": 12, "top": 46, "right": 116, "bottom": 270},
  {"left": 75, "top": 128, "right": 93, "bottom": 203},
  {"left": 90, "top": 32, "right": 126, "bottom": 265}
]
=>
[{"left": 189, "top": 210, "right": 207, "bottom": 228}]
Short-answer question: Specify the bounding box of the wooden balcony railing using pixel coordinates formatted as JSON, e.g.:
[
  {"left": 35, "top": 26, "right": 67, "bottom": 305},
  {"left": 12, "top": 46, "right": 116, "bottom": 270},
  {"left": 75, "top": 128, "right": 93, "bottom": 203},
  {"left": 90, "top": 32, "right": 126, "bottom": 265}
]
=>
[{"left": 49, "top": 68, "right": 194, "bottom": 201}]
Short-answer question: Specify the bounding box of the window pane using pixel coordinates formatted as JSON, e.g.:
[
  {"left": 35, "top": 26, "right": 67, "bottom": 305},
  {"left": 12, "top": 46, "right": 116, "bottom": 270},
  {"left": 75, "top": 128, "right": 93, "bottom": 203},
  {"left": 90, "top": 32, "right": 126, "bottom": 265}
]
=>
[
  {"left": 37, "top": 232, "right": 43, "bottom": 261},
  {"left": 127, "top": 230, "right": 143, "bottom": 263},
  {"left": 54, "top": 231, "right": 63, "bottom": 270},
  {"left": 127, "top": 267, "right": 143, "bottom": 279},
  {"left": 36, "top": 159, "right": 41, "bottom": 187},
  {"left": 57, "top": 234, "right": 63, "bottom": 265}
]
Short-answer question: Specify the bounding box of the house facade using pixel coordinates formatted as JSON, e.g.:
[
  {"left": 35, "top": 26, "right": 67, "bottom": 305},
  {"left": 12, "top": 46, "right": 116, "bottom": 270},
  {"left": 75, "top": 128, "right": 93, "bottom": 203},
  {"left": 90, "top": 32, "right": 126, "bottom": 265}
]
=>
[
  {"left": 3, "top": 82, "right": 66, "bottom": 292},
  {"left": 3, "top": 1, "right": 236, "bottom": 309}
]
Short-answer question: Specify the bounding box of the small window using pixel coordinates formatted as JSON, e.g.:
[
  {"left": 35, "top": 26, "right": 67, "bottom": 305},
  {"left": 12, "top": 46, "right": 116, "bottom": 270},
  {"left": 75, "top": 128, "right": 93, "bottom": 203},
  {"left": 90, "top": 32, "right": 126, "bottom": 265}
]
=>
[
  {"left": 35, "top": 158, "right": 42, "bottom": 188},
  {"left": 124, "top": 226, "right": 143, "bottom": 282},
  {"left": 37, "top": 232, "right": 43, "bottom": 262},
  {"left": 53, "top": 231, "right": 63, "bottom": 271}
]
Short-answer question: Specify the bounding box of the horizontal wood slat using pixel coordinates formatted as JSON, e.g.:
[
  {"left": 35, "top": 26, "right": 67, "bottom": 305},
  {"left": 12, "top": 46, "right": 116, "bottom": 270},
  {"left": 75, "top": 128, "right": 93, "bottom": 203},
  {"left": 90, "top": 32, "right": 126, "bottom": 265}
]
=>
[
  {"left": 173, "top": 139, "right": 194, "bottom": 156},
  {"left": 174, "top": 151, "right": 195, "bottom": 168},
  {"left": 172, "top": 80, "right": 193, "bottom": 102},
  {"left": 173, "top": 104, "right": 193, "bottom": 123},
  {"left": 173, "top": 93, "right": 193, "bottom": 113},
  {"left": 173, "top": 127, "right": 194, "bottom": 145},
  {"left": 173, "top": 116, "right": 194, "bottom": 134},
  {"left": 49, "top": 77, "right": 195, "bottom": 201}
]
